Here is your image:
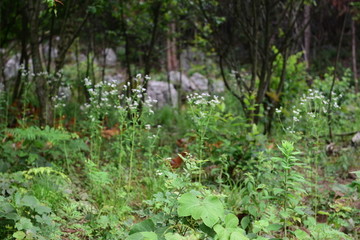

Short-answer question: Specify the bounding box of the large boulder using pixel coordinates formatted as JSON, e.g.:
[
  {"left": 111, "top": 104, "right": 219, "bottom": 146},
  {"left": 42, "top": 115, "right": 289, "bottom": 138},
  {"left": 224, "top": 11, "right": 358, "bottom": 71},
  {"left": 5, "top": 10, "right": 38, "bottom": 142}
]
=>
[
  {"left": 211, "top": 80, "right": 225, "bottom": 93},
  {"left": 4, "top": 54, "right": 21, "bottom": 80},
  {"left": 189, "top": 72, "right": 208, "bottom": 91},
  {"left": 146, "top": 80, "right": 178, "bottom": 108},
  {"left": 351, "top": 132, "right": 360, "bottom": 147},
  {"left": 99, "top": 48, "right": 117, "bottom": 66},
  {"left": 169, "top": 71, "right": 194, "bottom": 92}
]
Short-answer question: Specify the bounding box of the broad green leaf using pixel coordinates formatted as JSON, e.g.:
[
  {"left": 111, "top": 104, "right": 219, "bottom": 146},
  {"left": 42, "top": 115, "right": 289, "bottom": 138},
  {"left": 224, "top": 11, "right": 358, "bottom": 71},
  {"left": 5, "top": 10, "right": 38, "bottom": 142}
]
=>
[
  {"left": 141, "top": 232, "right": 158, "bottom": 240},
  {"left": 20, "top": 195, "right": 39, "bottom": 209},
  {"left": 214, "top": 224, "right": 229, "bottom": 239},
  {"left": 225, "top": 214, "right": 239, "bottom": 228},
  {"left": 202, "top": 196, "right": 224, "bottom": 227},
  {"left": 230, "top": 231, "right": 249, "bottom": 240},
  {"left": 177, "top": 192, "right": 224, "bottom": 228},
  {"left": 15, "top": 217, "right": 34, "bottom": 230},
  {"left": 35, "top": 205, "right": 52, "bottom": 214},
  {"left": 248, "top": 206, "right": 258, "bottom": 217},
  {"left": 129, "top": 219, "right": 156, "bottom": 235},
  {"left": 267, "top": 223, "right": 283, "bottom": 231},
  {"left": 126, "top": 233, "right": 144, "bottom": 240},
  {"left": 13, "top": 231, "right": 26, "bottom": 240},
  {"left": 294, "top": 229, "right": 311, "bottom": 240},
  {"left": 177, "top": 193, "right": 202, "bottom": 219}
]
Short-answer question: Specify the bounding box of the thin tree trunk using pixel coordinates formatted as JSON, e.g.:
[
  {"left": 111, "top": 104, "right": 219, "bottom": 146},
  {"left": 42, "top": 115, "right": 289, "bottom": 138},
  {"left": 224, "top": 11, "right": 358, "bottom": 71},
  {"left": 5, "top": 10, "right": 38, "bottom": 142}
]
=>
[
  {"left": 304, "top": 4, "right": 311, "bottom": 69},
  {"left": 143, "top": 1, "right": 162, "bottom": 89},
  {"left": 352, "top": 19, "right": 358, "bottom": 93},
  {"left": 47, "top": 9, "right": 55, "bottom": 73},
  {"left": 167, "top": 22, "right": 178, "bottom": 72}
]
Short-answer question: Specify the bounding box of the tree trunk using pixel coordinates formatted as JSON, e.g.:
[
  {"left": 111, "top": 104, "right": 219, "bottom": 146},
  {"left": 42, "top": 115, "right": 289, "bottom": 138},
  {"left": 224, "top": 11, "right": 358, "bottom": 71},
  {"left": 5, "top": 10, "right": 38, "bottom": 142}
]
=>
[
  {"left": 167, "top": 22, "right": 178, "bottom": 72},
  {"left": 304, "top": 4, "right": 311, "bottom": 69},
  {"left": 352, "top": 18, "right": 358, "bottom": 93},
  {"left": 28, "top": 0, "right": 52, "bottom": 126}
]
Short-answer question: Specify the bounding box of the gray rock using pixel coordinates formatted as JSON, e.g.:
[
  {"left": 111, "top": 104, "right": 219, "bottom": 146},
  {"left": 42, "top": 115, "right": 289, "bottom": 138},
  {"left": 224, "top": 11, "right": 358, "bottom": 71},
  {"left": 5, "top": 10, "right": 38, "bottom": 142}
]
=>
[
  {"left": 99, "top": 48, "right": 117, "bottom": 66},
  {"left": 189, "top": 72, "right": 208, "bottom": 91},
  {"left": 4, "top": 54, "right": 21, "bottom": 80},
  {"left": 147, "top": 80, "right": 178, "bottom": 108},
  {"left": 58, "top": 86, "right": 71, "bottom": 101},
  {"left": 42, "top": 43, "right": 58, "bottom": 59},
  {"left": 351, "top": 132, "right": 360, "bottom": 146},
  {"left": 168, "top": 71, "right": 195, "bottom": 92},
  {"left": 211, "top": 81, "right": 225, "bottom": 93}
]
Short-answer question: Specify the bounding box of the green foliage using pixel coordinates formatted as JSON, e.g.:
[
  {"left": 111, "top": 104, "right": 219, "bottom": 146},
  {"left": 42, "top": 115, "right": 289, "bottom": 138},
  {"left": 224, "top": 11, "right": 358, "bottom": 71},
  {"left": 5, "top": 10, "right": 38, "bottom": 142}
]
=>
[{"left": 0, "top": 170, "right": 63, "bottom": 239}]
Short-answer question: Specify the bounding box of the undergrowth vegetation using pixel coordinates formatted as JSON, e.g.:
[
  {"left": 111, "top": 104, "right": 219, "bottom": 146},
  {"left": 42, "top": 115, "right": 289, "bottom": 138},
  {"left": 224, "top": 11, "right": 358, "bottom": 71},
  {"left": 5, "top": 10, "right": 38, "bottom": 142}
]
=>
[{"left": 0, "top": 69, "right": 359, "bottom": 240}]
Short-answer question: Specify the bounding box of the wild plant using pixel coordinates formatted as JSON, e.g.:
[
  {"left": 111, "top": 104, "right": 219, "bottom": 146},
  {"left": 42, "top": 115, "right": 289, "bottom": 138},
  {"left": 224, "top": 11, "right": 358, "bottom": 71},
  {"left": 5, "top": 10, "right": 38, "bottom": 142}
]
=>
[
  {"left": 0, "top": 169, "right": 68, "bottom": 240},
  {"left": 83, "top": 77, "right": 116, "bottom": 161},
  {"left": 186, "top": 93, "right": 224, "bottom": 182},
  {"left": 115, "top": 74, "right": 157, "bottom": 190},
  {"left": 276, "top": 88, "right": 342, "bottom": 216},
  {"left": 0, "top": 86, "right": 8, "bottom": 127},
  {"left": 129, "top": 154, "right": 249, "bottom": 239},
  {"left": 272, "top": 141, "right": 308, "bottom": 238}
]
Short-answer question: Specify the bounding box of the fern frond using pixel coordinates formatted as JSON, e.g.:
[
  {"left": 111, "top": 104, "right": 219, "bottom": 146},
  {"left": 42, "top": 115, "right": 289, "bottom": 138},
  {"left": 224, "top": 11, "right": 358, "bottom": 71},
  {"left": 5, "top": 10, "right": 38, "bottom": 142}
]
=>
[
  {"left": 22, "top": 167, "right": 71, "bottom": 182},
  {"left": 6, "top": 126, "right": 77, "bottom": 143}
]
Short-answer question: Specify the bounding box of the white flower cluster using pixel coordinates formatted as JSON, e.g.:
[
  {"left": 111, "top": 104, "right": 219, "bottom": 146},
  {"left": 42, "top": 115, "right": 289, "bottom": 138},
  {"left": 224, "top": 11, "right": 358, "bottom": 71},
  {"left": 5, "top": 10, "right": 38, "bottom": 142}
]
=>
[
  {"left": 52, "top": 93, "right": 67, "bottom": 109},
  {"left": 83, "top": 74, "right": 157, "bottom": 122},
  {"left": 83, "top": 77, "right": 123, "bottom": 121},
  {"left": 300, "top": 89, "right": 341, "bottom": 113},
  {"left": 186, "top": 93, "right": 224, "bottom": 107}
]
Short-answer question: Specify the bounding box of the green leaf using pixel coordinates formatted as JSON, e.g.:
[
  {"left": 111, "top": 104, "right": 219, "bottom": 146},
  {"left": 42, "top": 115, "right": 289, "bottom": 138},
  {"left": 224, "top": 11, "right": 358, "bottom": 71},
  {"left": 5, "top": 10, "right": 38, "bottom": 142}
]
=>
[
  {"left": 141, "top": 232, "right": 158, "bottom": 240},
  {"left": 13, "top": 231, "right": 26, "bottom": 240},
  {"left": 230, "top": 231, "right": 249, "bottom": 240},
  {"left": 273, "top": 188, "right": 284, "bottom": 195},
  {"left": 267, "top": 223, "right": 283, "bottom": 231},
  {"left": 293, "top": 229, "right": 311, "bottom": 240},
  {"left": 15, "top": 217, "right": 34, "bottom": 230},
  {"left": 225, "top": 214, "right": 239, "bottom": 228},
  {"left": 35, "top": 205, "right": 52, "bottom": 214},
  {"left": 241, "top": 216, "right": 250, "bottom": 229},
  {"left": 129, "top": 219, "right": 156, "bottom": 235},
  {"left": 177, "top": 192, "right": 224, "bottom": 228},
  {"left": 126, "top": 233, "right": 144, "bottom": 240},
  {"left": 177, "top": 193, "right": 202, "bottom": 219},
  {"left": 248, "top": 206, "right": 258, "bottom": 217},
  {"left": 213, "top": 224, "right": 228, "bottom": 239},
  {"left": 20, "top": 195, "right": 39, "bottom": 209},
  {"left": 202, "top": 196, "right": 224, "bottom": 227}
]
